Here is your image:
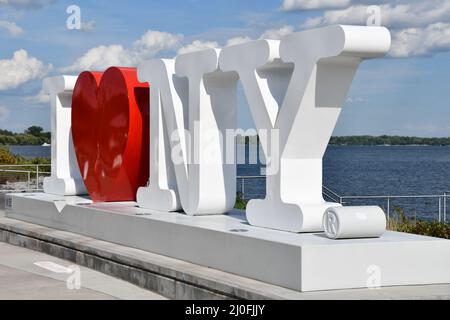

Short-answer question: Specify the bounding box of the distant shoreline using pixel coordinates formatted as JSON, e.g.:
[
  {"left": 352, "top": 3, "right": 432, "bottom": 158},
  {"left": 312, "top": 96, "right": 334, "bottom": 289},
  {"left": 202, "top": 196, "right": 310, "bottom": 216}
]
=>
[
  {"left": 0, "top": 126, "right": 50, "bottom": 146},
  {"left": 236, "top": 143, "right": 449, "bottom": 147},
  {"left": 328, "top": 144, "right": 447, "bottom": 147},
  {"left": 236, "top": 135, "right": 450, "bottom": 147},
  {"left": 3, "top": 135, "right": 450, "bottom": 147},
  {"left": 329, "top": 136, "right": 450, "bottom": 147}
]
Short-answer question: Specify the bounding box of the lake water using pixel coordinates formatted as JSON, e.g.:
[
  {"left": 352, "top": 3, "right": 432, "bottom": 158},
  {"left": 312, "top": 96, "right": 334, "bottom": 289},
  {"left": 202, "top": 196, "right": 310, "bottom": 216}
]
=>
[
  {"left": 9, "top": 145, "right": 51, "bottom": 159},
  {"left": 237, "top": 145, "right": 450, "bottom": 221},
  {"left": 9, "top": 144, "right": 450, "bottom": 220}
]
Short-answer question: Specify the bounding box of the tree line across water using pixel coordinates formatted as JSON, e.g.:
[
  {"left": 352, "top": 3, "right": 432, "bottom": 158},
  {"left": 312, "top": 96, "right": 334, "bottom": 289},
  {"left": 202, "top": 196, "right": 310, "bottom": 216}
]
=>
[
  {"left": 238, "top": 135, "right": 450, "bottom": 146},
  {"left": 2, "top": 129, "right": 450, "bottom": 147},
  {"left": 329, "top": 135, "right": 450, "bottom": 146},
  {"left": 0, "top": 126, "right": 50, "bottom": 146}
]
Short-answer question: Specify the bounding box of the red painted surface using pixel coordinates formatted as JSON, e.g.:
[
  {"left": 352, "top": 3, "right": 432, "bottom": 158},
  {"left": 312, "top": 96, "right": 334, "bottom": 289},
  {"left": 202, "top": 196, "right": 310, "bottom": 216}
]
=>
[{"left": 72, "top": 67, "right": 149, "bottom": 202}]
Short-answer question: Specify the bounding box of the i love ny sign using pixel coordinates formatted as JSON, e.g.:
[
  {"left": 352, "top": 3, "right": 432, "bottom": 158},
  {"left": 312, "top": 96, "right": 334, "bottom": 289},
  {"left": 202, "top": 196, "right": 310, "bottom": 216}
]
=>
[{"left": 43, "top": 25, "right": 391, "bottom": 233}]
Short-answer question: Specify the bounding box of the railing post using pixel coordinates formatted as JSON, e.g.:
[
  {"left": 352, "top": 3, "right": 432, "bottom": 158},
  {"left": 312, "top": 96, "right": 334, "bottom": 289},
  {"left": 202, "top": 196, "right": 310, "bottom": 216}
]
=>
[
  {"left": 36, "top": 165, "right": 39, "bottom": 190},
  {"left": 27, "top": 171, "right": 30, "bottom": 190},
  {"left": 444, "top": 194, "right": 447, "bottom": 223},
  {"left": 387, "top": 197, "right": 390, "bottom": 222},
  {"left": 439, "top": 197, "right": 442, "bottom": 223},
  {"left": 241, "top": 178, "right": 245, "bottom": 199}
]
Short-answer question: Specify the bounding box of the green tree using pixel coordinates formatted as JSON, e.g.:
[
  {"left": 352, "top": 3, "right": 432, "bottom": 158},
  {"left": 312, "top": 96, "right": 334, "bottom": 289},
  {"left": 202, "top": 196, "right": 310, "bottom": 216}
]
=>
[{"left": 25, "top": 126, "right": 44, "bottom": 137}]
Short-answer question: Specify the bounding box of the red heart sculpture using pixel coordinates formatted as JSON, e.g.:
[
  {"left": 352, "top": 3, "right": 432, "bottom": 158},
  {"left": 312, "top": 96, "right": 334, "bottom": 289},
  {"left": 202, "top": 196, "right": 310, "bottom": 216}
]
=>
[{"left": 72, "top": 67, "right": 149, "bottom": 202}]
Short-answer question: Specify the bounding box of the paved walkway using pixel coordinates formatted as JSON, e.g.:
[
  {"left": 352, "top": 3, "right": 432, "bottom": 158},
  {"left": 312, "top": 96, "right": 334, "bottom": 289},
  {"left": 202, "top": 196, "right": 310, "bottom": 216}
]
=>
[{"left": 0, "top": 242, "right": 166, "bottom": 300}]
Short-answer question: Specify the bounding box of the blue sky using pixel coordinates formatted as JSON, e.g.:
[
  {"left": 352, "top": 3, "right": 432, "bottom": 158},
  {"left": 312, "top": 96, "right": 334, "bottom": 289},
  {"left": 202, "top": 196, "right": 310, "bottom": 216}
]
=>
[{"left": 1, "top": 0, "right": 450, "bottom": 137}]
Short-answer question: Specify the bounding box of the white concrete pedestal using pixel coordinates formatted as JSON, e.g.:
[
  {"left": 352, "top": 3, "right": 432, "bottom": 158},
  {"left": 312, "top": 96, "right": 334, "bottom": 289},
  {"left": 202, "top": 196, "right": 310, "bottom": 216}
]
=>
[
  {"left": 5, "top": 192, "right": 450, "bottom": 292},
  {"left": 43, "top": 177, "right": 87, "bottom": 196}
]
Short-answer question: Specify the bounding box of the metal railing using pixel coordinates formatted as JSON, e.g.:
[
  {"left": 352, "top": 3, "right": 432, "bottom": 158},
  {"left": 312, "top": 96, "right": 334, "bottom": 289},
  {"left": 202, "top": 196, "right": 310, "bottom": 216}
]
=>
[
  {"left": 0, "top": 169, "right": 447, "bottom": 223},
  {"left": 237, "top": 175, "right": 449, "bottom": 223},
  {"left": 0, "top": 164, "right": 51, "bottom": 192},
  {"left": 336, "top": 194, "right": 449, "bottom": 223}
]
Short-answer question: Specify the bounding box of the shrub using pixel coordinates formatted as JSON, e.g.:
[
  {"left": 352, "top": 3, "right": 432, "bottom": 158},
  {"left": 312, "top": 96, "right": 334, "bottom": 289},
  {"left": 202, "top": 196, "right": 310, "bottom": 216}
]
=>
[
  {"left": 234, "top": 192, "right": 248, "bottom": 210},
  {"left": 0, "top": 146, "right": 26, "bottom": 164},
  {"left": 0, "top": 146, "right": 50, "bottom": 165},
  {"left": 388, "top": 205, "right": 449, "bottom": 239}
]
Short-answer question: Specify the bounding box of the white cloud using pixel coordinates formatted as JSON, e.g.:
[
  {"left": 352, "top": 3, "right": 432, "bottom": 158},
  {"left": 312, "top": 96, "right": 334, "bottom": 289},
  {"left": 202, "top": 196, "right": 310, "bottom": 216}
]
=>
[
  {"left": 298, "top": 0, "right": 450, "bottom": 58},
  {"left": 281, "top": 0, "right": 416, "bottom": 12},
  {"left": 81, "top": 20, "right": 96, "bottom": 32},
  {"left": 302, "top": 2, "right": 450, "bottom": 29},
  {"left": 346, "top": 97, "right": 368, "bottom": 103},
  {"left": 176, "top": 25, "right": 295, "bottom": 54},
  {"left": 0, "top": 106, "right": 10, "bottom": 122},
  {"left": 64, "top": 25, "right": 299, "bottom": 73},
  {"left": 0, "top": 20, "right": 24, "bottom": 37},
  {"left": 62, "top": 30, "right": 183, "bottom": 72},
  {"left": 226, "top": 36, "right": 252, "bottom": 46},
  {"left": 260, "top": 25, "right": 294, "bottom": 39},
  {"left": 224, "top": 25, "right": 295, "bottom": 47},
  {"left": 302, "top": 5, "right": 367, "bottom": 28},
  {"left": 390, "top": 23, "right": 450, "bottom": 58},
  {"left": 133, "top": 30, "right": 183, "bottom": 57},
  {"left": 25, "top": 88, "right": 49, "bottom": 104},
  {"left": 177, "top": 40, "right": 219, "bottom": 55},
  {"left": 381, "top": 1, "right": 450, "bottom": 29},
  {"left": 0, "top": 49, "right": 51, "bottom": 90},
  {"left": 61, "top": 45, "right": 131, "bottom": 72},
  {"left": 0, "top": 0, "right": 54, "bottom": 10},
  {"left": 281, "top": 0, "right": 351, "bottom": 11}
]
